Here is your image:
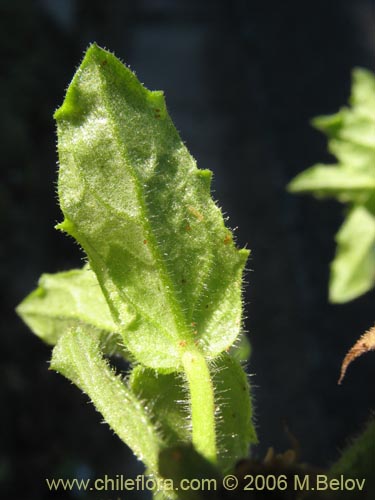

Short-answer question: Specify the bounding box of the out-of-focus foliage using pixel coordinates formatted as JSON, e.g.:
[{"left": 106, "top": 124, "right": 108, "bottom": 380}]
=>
[{"left": 288, "top": 68, "right": 375, "bottom": 303}]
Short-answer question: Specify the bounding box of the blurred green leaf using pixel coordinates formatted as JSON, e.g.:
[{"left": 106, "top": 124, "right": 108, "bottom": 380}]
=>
[
  {"left": 330, "top": 206, "right": 375, "bottom": 302},
  {"left": 288, "top": 164, "right": 375, "bottom": 202},
  {"left": 288, "top": 68, "right": 375, "bottom": 302},
  {"left": 130, "top": 354, "right": 257, "bottom": 473}
]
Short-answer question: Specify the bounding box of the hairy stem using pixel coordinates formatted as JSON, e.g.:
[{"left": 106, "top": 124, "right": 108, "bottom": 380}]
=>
[{"left": 181, "top": 349, "right": 217, "bottom": 464}]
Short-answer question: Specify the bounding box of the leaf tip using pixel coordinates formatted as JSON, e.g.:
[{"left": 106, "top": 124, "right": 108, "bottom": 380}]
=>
[
  {"left": 238, "top": 248, "right": 250, "bottom": 269},
  {"left": 328, "top": 286, "right": 346, "bottom": 304},
  {"left": 54, "top": 43, "right": 109, "bottom": 124},
  {"left": 55, "top": 218, "right": 76, "bottom": 237},
  {"left": 286, "top": 178, "right": 299, "bottom": 193}
]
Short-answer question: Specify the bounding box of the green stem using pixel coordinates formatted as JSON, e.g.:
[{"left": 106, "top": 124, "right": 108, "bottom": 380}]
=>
[{"left": 181, "top": 349, "right": 217, "bottom": 464}]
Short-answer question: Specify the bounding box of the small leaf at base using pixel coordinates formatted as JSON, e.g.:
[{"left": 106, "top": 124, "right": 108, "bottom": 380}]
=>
[{"left": 50, "top": 327, "right": 163, "bottom": 472}]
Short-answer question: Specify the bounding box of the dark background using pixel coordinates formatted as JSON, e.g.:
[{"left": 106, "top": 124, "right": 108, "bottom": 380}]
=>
[{"left": 1, "top": 0, "right": 374, "bottom": 498}]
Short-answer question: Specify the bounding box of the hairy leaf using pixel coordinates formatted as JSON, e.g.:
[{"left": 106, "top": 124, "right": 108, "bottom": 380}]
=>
[
  {"left": 212, "top": 354, "right": 257, "bottom": 472},
  {"left": 16, "top": 266, "right": 127, "bottom": 356},
  {"left": 338, "top": 324, "right": 375, "bottom": 384},
  {"left": 288, "top": 68, "right": 375, "bottom": 302},
  {"left": 229, "top": 333, "right": 251, "bottom": 363},
  {"left": 50, "top": 327, "right": 162, "bottom": 472},
  {"left": 129, "top": 366, "right": 190, "bottom": 446},
  {"left": 55, "top": 44, "right": 248, "bottom": 369}
]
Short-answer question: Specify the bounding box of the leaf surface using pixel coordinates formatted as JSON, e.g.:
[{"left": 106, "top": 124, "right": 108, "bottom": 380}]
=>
[{"left": 55, "top": 44, "right": 248, "bottom": 369}]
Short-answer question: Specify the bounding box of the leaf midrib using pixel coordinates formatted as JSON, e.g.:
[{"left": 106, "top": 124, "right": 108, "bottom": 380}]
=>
[
  {"left": 58, "top": 134, "right": 182, "bottom": 343},
  {"left": 95, "top": 62, "right": 192, "bottom": 343}
]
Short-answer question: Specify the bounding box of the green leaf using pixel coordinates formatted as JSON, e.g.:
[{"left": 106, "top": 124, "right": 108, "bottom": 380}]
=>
[
  {"left": 212, "top": 354, "right": 257, "bottom": 472},
  {"left": 287, "top": 164, "right": 375, "bottom": 202},
  {"left": 329, "top": 206, "right": 375, "bottom": 302},
  {"left": 312, "top": 68, "right": 375, "bottom": 139},
  {"left": 16, "top": 266, "right": 126, "bottom": 356},
  {"left": 328, "top": 139, "right": 375, "bottom": 171},
  {"left": 129, "top": 366, "right": 190, "bottom": 446},
  {"left": 50, "top": 327, "right": 163, "bottom": 472},
  {"left": 55, "top": 43, "right": 248, "bottom": 369},
  {"left": 288, "top": 67, "right": 375, "bottom": 302},
  {"left": 229, "top": 333, "right": 252, "bottom": 363}
]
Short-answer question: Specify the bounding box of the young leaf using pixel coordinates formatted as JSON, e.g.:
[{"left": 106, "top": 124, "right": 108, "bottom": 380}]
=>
[
  {"left": 55, "top": 43, "right": 248, "bottom": 369},
  {"left": 338, "top": 324, "right": 375, "bottom": 384},
  {"left": 50, "top": 327, "right": 163, "bottom": 472},
  {"left": 212, "top": 354, "right": 257, "bottom": 472},
  {"left": 288, "top": 67, "right": 375, "bottom": 302},
  {"left": 330, "top": 206, "right": 375, "bottom": 303},
  {"left": 16, "top": 266, "right": 126, "bottom": 356}
]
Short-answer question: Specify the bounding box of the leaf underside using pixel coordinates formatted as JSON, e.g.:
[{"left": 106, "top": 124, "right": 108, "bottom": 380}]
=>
[
  {"left": 16, "top": 44, "right": 256, "bottom": 481},
  {"left": 330, "top": 206, "right": 375, "bottom": 303},
  {"left": 55, "top": 43, "right": 248, "bottom": 369},
  {"left": 288, "top": 68, "right": 375, "bottom": 303}
]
